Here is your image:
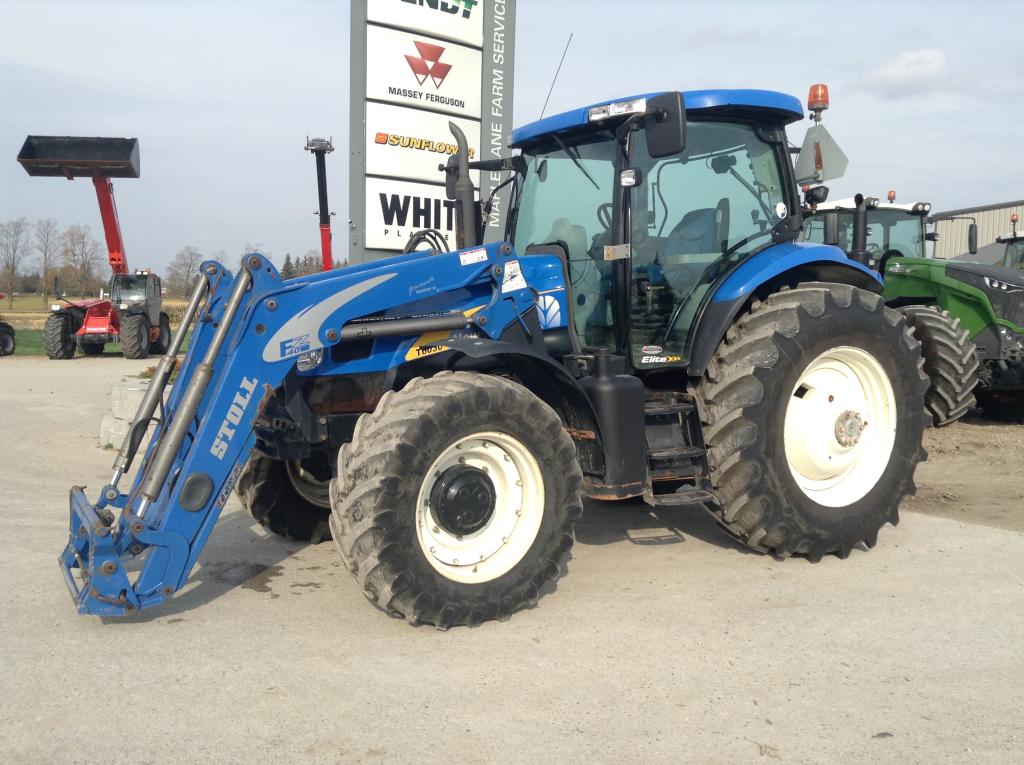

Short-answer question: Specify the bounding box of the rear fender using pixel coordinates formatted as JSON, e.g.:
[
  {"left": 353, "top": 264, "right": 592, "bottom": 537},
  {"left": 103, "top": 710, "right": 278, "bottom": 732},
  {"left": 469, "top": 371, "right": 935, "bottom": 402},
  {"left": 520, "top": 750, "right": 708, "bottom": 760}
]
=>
[
  {"left": 687, "top": 242, "right": 883, "bottom": 377},
  {"left": 443, "top": 337, "right": 606, "bottom": 478}
]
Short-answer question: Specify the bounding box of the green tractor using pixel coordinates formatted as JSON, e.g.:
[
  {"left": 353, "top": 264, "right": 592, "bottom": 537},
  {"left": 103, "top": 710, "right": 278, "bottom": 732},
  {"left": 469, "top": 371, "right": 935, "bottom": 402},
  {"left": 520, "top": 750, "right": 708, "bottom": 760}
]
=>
[{"left": 804, "top": 198, "right": 1024, "bottom": 422}]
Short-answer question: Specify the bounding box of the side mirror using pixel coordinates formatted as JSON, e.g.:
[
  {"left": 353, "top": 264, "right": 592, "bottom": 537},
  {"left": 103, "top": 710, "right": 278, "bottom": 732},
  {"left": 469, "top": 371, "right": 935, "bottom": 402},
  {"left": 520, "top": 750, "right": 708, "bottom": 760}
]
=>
[
  {"left": 804, "top": 185, "right": 829, "bottom": 206},
  {"left": 646, "top": 92, "right": 686, "bottom": 158},
  {"left": 968, "top": 223, "right": 978, "bottom": 254}
]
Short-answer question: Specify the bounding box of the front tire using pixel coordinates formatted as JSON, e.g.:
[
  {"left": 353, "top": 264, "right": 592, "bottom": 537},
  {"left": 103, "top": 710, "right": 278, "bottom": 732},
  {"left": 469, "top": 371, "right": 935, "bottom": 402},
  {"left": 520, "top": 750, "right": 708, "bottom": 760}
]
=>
[
  {"left": 236, "top": 450, "right": 332, "bottom": 542},
  {"left": 330, "top": 372, "right": 583, "bottom": 628},
  {"left": 43, "top": 313, "right": 76, "bottom": 360},
  {"left": 119, "top": 313, "right": 149, "bottom": 359},
  {"left": 898, "top": 305, "right": 979, "bottom": 426},
  {"left": 695, "top": 283, "right": 929, "bottom": 561},
  {"left": 150, "top": 312, "right": 171, "bottom": 355}
]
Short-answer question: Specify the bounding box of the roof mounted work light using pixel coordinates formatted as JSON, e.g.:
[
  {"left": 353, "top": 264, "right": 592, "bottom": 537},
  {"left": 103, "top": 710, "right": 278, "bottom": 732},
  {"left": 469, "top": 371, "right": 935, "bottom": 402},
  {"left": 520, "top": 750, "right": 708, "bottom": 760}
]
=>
[{"left": 589, "top": 97, "right": 647, "bottom": 122}]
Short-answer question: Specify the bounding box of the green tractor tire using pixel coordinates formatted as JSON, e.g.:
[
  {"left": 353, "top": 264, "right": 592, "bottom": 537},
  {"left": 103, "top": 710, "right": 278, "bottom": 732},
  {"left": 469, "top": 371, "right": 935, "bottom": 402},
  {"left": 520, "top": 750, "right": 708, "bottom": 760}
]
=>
[{"left": 898, "top": 305, "right": 980, "bottom": 426}]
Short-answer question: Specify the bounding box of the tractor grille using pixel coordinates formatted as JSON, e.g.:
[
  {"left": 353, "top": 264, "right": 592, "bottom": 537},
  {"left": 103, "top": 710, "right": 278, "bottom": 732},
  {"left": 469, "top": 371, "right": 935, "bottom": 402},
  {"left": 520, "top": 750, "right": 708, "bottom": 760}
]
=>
[{"left": 947, "top": 266, "right": 1024, "bottom": 329}]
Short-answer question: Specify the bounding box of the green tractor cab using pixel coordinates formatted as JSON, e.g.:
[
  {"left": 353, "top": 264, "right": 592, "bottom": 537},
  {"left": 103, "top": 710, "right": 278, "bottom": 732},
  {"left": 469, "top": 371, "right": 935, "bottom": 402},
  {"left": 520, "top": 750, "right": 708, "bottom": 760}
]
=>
[{"left": 805, "top": 200, "right": 1024, "bottom": 422}]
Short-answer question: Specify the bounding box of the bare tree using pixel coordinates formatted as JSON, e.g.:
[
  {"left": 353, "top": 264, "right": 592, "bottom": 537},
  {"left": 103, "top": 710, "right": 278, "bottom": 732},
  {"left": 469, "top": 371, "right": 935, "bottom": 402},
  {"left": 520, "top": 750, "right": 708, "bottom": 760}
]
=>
[
  {"left": 35, "top": 217, "right": 59, "bottom": 306},
  {"left": 0, "top": 217, "right": 32, "bottom": 308},
  {"left": 165, "top": 245, "right": 204, "bottom": 297},
  {"left": 60, "top": 224, "right": 103, "bottom": 296},
  {"left": 242, "top": 242, "right": 271, "bottom": 262},
  {"left": 293, "top": 248, "right": 322, "bottom": 277}
]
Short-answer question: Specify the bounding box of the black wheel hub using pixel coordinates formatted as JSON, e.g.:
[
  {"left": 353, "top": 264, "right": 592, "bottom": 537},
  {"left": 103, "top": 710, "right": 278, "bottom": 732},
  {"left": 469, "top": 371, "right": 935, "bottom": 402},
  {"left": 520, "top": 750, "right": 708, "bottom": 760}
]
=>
[{"left": 429, "top": 465, "right": 497, "bottom": 536}]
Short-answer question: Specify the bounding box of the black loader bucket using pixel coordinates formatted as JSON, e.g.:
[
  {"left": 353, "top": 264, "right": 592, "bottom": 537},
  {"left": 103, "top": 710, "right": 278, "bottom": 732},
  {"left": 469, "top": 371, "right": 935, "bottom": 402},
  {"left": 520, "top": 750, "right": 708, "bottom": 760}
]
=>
[{"left": 17, "top": 136, "right": 140, "bottom": 179}]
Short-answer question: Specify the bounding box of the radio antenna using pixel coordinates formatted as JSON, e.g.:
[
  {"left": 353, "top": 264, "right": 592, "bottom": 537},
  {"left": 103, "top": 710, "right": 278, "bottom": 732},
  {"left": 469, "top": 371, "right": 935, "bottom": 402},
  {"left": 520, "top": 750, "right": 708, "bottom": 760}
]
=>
[{"left": 540, "top": 33, "right": 573, "bottom": 119}]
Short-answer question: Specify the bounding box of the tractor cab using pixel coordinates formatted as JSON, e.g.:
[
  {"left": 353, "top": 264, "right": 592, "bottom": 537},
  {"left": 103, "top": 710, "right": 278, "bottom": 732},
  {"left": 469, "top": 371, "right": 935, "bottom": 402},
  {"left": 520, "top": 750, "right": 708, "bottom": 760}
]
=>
[
  {"left": 1002, "top": 238, "right": 1024, "bottom": 270},
  {"left": 997, "top": 215, "right": 1024, "bottom": 270},
  {"left": 802, "top": 194, "right": 932, "bottom": 270},
  {"left": 508, "top": 90, "right": 824, "bottom": 369}
]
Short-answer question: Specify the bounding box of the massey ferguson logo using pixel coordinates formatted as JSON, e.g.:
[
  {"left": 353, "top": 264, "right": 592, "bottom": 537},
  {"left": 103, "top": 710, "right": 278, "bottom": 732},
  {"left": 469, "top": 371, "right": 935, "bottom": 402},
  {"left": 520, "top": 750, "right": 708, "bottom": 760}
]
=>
[
  {"left": 388, "top": 41, "right": 466, "bottom": 110},
  {"left": 405, "top": 41, "right": 451, "bottom": 89},
  {"left": 401, "top": 0, "right": 478, "bottom": 20}
]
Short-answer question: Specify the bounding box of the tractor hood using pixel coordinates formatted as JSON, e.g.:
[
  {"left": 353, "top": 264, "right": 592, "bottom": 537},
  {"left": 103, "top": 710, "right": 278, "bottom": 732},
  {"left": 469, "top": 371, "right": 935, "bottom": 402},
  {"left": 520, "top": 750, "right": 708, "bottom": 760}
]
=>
[
  {"left": 946, "top": 261, "right": 1024, "bottom": 291},
  {"left": 946, "top": 261, "right": 1024, "bottom": 328}
]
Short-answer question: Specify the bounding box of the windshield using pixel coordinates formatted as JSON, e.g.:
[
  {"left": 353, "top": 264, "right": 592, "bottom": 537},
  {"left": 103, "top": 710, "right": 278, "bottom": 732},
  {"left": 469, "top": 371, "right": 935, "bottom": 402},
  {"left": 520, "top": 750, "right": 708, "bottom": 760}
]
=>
[
  {"left": 804, "top": 208, "right": 925, "bottom": 260},
  {"left": 512, "top": 131, "right": 619, "bottom": 346},
  {"left": 111, "top": 274, "right": 148, "bottom": 303},
  {"left": 1004, "top": 239, "right": 1024, "bottom": 270}
]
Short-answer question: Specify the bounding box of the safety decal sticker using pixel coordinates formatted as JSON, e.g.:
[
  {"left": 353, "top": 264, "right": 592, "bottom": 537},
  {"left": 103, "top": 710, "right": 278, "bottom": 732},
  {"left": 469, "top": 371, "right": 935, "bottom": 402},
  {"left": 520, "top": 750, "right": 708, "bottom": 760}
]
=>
[
  {"left": 459, "top": 248, "right": 488, "bottom": 266},
  {"left": 501, "top": 259, "right": 527, "bottom": 293}
]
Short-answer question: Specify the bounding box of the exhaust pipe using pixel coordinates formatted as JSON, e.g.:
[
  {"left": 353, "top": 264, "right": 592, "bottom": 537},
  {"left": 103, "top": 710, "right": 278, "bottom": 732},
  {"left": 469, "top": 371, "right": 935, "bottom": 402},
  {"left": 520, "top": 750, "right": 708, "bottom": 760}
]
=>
[{"left": 447, "top": 123, "right": 479, "bottom": 249}]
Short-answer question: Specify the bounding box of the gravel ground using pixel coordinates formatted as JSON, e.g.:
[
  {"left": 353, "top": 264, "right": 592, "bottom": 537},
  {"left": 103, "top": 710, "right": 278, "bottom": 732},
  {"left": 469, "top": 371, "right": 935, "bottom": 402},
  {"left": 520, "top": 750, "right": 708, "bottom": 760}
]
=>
[{"left": 0, "top": 356, "right": 1022, "bottom": 764}]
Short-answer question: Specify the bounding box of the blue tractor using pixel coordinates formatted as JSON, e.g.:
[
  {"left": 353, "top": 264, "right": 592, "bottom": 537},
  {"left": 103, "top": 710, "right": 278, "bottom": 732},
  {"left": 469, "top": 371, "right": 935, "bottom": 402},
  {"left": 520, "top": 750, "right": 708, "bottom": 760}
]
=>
[{"left": 60, "top": 89, "right": 928, "bottom": 627}]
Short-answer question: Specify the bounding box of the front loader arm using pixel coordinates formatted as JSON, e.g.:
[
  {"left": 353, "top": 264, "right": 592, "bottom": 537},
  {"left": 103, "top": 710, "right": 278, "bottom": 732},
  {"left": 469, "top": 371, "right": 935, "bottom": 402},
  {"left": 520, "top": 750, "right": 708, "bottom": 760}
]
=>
[{"left": 60, "top": 244, "right": 535, "bottom": 616}]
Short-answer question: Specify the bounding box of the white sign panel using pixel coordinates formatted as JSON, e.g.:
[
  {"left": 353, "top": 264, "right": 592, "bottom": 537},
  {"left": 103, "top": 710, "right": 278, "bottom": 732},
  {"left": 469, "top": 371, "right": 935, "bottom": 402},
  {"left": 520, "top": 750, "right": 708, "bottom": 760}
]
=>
[
  {"left": 366, "top": 101, "right": 481, "bottom": 187},
  {"left": 364, "top": 177, "right": 461, "bottom": 250},
  {"left": 367, "top": 0, "right": 484, "bottom": 47},
  {"left": 366, "top": 24, "right": 482, "bottom": 120}
]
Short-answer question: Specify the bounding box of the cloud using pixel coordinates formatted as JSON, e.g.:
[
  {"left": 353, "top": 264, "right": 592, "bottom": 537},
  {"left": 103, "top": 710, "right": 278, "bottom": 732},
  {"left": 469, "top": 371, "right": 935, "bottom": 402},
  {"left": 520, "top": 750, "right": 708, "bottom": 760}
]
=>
[{"left": 864, "top": 48, "right": 949, "bottom": 98}]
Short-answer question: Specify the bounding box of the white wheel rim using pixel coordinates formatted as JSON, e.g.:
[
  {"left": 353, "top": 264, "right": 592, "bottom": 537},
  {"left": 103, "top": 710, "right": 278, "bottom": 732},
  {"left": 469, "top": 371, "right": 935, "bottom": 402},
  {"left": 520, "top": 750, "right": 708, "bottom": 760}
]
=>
[
  {"left": 415, "top": 431, "right": 544, "bottom": 584},
  {"left": 783, "top": 346, "right": 897, "bottom": 508}
]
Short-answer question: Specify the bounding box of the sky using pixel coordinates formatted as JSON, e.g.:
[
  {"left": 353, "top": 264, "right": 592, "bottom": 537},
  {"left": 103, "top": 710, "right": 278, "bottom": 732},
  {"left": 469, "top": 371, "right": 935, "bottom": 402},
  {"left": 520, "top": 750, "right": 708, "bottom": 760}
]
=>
[{"left": 1, "top": 0, "right": 1022, "bottom": 275}]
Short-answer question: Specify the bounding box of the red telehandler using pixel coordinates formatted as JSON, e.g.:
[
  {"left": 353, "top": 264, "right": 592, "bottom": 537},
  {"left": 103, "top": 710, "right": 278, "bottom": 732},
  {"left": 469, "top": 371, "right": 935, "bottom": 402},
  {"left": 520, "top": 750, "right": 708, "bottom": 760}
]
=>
[{"left": 17, "top": 136, "right": 170, "bottom": 359}]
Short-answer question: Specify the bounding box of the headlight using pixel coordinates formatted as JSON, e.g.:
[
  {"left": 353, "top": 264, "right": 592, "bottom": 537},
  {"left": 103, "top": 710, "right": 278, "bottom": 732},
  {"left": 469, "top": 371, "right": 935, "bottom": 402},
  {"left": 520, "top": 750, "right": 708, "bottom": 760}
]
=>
[
  {"left": 51, "top": 304, "right": 61, "bottom": 311},
  {"left": 296, "top": 349, "right": 324, "bottom": 372},
  {"left": 119, "top": 303, "right": 129, "bottom": 310}
]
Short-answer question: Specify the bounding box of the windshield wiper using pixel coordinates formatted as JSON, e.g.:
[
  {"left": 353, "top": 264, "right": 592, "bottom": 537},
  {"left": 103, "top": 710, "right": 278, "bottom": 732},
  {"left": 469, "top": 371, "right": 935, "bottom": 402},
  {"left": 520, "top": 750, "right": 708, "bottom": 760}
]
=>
[{"left": 551, "top": 134, "right": 600, "bottom": 190}]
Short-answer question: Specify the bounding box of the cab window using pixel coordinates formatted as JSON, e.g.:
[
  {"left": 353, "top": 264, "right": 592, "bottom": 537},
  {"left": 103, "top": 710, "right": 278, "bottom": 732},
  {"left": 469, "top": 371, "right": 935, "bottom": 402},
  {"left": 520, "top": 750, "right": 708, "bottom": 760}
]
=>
[{"left": 629, "top": 121, "right": 787, "bottom": 364}]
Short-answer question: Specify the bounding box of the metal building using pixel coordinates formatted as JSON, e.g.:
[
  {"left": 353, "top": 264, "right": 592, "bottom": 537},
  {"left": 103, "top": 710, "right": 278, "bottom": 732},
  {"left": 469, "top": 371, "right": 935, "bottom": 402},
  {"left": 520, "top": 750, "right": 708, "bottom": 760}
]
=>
[{"left": 931, "top": 199, "right": 1024, "bottom": 261}]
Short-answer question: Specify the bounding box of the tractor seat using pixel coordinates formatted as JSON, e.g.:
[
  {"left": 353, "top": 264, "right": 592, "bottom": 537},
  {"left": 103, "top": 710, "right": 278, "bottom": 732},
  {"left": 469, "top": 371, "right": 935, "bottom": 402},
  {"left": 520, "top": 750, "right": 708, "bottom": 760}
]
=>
[
  {"left": 667, "top": 208, "right": 718, "bottom": 255},
  {"left": 542, "top": 218, "right": 589, "bottom": 262}
]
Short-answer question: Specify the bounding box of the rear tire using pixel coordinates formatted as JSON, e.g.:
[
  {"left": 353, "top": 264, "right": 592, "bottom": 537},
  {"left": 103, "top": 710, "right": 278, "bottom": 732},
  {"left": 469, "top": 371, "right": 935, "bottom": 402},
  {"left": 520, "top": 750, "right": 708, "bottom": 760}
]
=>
[
  {"left": 695, "top": 283, "right": 929, "bottom": 561},
  {"left": 898, "top": 305, "right": 979, "bottom": 426},
  {"left": 0, "top": 323, "right": 14, "bottom": 356},
  {"left": 119, "top": 313, "right": 149, "bottom": 359},
  {"left": 236, "top": 450, "right": 333, "bottom": 543},
  {"left": 43, "top": 313, "right": 76, "bottom": 360},
  {"left": 150, "top": 312, "right": 171, "bottom": 355},
  {"left": 330, "top": 372, "right": 583, "bottom": 628}
]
